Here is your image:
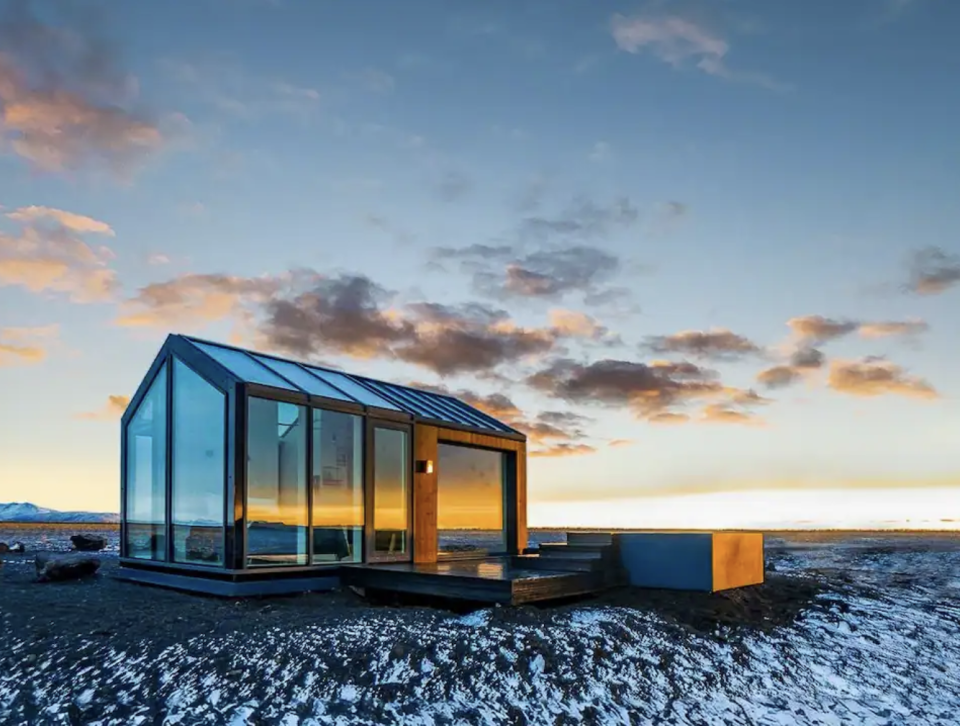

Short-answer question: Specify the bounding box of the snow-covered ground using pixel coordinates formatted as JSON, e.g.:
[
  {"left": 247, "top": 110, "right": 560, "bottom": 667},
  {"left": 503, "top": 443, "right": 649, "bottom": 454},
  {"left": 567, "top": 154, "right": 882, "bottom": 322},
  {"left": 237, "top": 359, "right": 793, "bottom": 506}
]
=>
[{"left": 1, "top": 535, "right": 958, "bottom": 725}]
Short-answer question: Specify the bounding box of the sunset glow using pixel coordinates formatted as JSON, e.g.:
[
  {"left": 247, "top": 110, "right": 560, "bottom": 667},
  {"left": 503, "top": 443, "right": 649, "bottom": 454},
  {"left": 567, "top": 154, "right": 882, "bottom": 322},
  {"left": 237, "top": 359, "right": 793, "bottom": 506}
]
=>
[{"left": 1, "top": 1, "right": 958, "bottom": 529}]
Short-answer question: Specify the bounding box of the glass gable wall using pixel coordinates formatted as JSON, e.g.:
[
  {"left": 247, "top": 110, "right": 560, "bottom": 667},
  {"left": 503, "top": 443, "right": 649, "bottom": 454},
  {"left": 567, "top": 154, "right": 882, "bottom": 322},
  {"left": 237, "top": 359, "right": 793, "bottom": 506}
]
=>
[
  {"left": 124, "top": 364, "right": 168, "bottom": 560},
  {"left": 171, "top": 360, "right": 226, "bottom": 565}
]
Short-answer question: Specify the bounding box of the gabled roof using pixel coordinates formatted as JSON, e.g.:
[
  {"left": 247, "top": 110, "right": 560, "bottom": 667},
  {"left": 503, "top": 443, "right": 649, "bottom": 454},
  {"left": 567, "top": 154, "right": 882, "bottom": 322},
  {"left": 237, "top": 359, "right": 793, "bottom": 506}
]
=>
[{"left": 131, "top": 334, "right": 522, "bottom": 438}]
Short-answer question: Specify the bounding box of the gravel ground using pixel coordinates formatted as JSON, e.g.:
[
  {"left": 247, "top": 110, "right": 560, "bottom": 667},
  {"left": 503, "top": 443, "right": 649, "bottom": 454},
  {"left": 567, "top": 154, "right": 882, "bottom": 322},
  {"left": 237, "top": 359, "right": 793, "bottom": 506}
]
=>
[{"left": 1, "top": 526, "right": 958, "bottom": 725}]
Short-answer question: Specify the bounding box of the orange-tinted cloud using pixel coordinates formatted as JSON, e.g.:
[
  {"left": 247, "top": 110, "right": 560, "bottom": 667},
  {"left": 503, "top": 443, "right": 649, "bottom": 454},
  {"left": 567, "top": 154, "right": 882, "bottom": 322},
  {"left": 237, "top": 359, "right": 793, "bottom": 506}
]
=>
[
  {"left": 828, "top": 357, "right": 938, "bottom": 399},
  {"left": 787, "top": 315, "right": 859, "bottom": 344},
  {"left": 0, "top": 211, "right": 117, "bottom": 302},
  {"left": 116, "top": 273, "right": 287, "bottom": 328},
  {"left": 6, "top": 206, "right": 114, "bottom": 235},
  {"left": 530, "top": 443, "right": 597, "bottom": 458},
  {"left": 0, "top": 324, "right": 58, "bottom": 366},
  {"left": 0, "top": 4, "right": 163, "bottom": 173},
  {"left": 75, "top": 394, "right": 131, "bottom": 421},
  {"left": 858, "top": 319, "right": 929, "bottom": 338},
  {"left": 548, "top": 309, "right": 617, "bottom": 342},
  {"left": 699, "top": 403, "right": 765, "bottom": 426},
  {"left": 608, "top": 438, "right": 634, "bottom": 447}
]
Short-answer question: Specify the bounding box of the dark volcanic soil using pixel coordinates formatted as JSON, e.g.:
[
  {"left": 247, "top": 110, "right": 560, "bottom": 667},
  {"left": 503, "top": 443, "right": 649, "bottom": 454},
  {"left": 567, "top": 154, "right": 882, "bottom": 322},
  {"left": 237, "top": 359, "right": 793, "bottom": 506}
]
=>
[{"left": 1, "top": 527, "right": 958, "bottom": 725}]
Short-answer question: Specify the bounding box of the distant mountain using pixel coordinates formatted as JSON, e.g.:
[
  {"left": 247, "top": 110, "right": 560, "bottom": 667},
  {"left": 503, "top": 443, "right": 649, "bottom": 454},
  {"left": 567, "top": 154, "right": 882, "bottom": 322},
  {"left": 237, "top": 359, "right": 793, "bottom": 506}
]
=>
[{"left": 0, "top": 502, "right": 119, "bottom": 524}]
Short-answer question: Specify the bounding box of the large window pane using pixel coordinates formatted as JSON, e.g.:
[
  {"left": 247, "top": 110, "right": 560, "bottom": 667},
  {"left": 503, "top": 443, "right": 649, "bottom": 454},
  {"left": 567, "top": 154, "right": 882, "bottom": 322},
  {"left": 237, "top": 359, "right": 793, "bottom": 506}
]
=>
[
  {"left": 172, "top": 359, "right": 226, "bottom": 566},
  {"left": 124, "top": 364, "right": 167, "bottom": 560},
  {"left": 311, "top": 409, "right": 363, "bottom": 562},
  {"left": 437, "top": 444, "right": 506, "bottom": 554},
  {"left": 373, "top": 427, "right": 409, "bottom": 558},
  {"left": 246, "top": 397, "right": 308, "bottom": 566}
]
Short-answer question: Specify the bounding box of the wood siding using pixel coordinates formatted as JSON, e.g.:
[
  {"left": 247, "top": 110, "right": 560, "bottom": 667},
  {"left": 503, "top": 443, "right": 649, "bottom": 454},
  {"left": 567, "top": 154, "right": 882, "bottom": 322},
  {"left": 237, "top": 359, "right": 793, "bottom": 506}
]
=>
[
  {"left": 711, "top": 532, "right": 765, "bottom": 591},
  {"left": 413, "top": 424, "right": 439, "bottom": 563}
]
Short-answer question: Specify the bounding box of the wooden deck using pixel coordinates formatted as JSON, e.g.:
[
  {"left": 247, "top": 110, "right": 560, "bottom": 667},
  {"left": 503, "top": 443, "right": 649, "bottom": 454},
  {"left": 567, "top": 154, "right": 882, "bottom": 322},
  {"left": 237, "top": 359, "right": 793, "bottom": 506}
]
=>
[{"left": 341, "top": 558, "right": 607, "bottom": 605}]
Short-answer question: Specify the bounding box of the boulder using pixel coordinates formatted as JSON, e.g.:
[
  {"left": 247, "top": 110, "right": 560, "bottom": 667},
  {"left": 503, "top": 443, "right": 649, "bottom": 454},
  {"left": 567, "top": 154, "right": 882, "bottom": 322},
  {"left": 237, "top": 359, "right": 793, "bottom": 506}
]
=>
[
  {"left": 36, "top": 553, "right": 101, "bottom": 582},
  {"left": 0, "top": 542, "right": 8, "bottom": 554},
  {"left": 71, "top": 534, "right": 107, "bottom": 552}
]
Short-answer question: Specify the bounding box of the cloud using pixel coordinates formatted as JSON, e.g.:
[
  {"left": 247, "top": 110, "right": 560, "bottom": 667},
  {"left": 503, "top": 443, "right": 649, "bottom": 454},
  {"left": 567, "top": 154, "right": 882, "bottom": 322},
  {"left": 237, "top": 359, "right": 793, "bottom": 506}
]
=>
[
  {"left": 827, "top": 357, "right": 937, "bottom": 399},
  {"left": 432, "top": 196, "right": 638, "bottom": 305},
  {"left": 527, "top": 357, "right": 723, "bottom": 420},
  {"left": 698, "top": 402, "right": 765, "bottom": 426},
  {"left": 548, "top": 309, "right": 619, "bottom": 344},
  {"left": 0, "top": 1, "right": 163, "bottom": 173},
  {"left": 643, "top": 327, "right": 761, "bottom": 360},
  {"left": 0, "top": 324, "right": 58, "bottom": 367},
  {"left": 756, "top": 346, "right": 825, "bottom": 389},
  {"left": 147, "top": 253, "right": 171, "bottom": 266},
  {"left": 257, "top": 274, "right": 564, "bottom": 376},
  {"left": 433, "top": 170, "right": 473, "bottom": 202},
  {"left": 787, "top": 315, "right": 860, "bottom": 345},
  {"left": 6, "top": 206, "right": 113, "bottom": 235},
  {"left": 530, "top": 443, "right": 597, "bottom": 458},
  {"left": 759, "top": 314, "right": 930, "bottom": 390},
  {"left": 0, "top": 209, "right": 118, "bottom": 302},
  {"left": 858, "top": 319, "right": 929, "bottom": 338},
  {"left": 75, "top": 394, "right": 130, "bottom": 421},
  {"left": 518, "top": 196, "right": 639, "bottom": 243},
  {"left": 116, "top": 272, "right": 290, "bottom": 328},
  {"left": 608, "top": 438, "right": 634, "bottom": 448},
  {"left": 905, "top": 247, "right": 960, "bottom": 295},
  {"left": 610, "top": 13, "right": 782, "bottom": 90},
  {"left": 462, "top": 245, "right": 624, "bottom": 303}
]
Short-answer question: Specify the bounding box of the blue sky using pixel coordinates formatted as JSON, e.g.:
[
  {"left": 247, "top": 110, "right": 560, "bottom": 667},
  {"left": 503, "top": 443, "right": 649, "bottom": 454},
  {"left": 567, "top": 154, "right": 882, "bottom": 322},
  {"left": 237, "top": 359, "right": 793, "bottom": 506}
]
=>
[{"left": 0, "top": 0, "right": 957, "bottom": 525}]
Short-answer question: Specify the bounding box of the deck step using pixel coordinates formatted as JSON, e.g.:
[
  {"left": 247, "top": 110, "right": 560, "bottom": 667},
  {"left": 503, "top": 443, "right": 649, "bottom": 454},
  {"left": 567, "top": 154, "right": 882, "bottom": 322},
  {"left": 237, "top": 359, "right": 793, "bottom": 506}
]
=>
[
  {"left": 567, "top": 531, "right": 614, "bottom": 546},
  {"left": 511, "top": 555, "right": 601, "bottom": 573},
  {"left": 538, "top": 542, "right": 611, "bottom": 557}
]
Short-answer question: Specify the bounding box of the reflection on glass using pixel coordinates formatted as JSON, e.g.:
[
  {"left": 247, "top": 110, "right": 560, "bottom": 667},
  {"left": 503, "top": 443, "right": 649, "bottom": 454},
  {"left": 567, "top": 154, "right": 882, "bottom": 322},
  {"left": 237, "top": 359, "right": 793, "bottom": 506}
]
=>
[
  {"left": 312, "top": 409, "right": 363, "bottom": 562},
  {"left": 191, "top": 341, "right": 295, "bottom": 390},
  {"left": 306, "top": 368, "right": 401, "bottom": 410},
  {"left": 373, "top": 427, "right": 409, "bottom": 558},
  {"left": 171, "top": 359, "right": 226, "bottom": 566},
  {"left": 437, "top": 444, "right": 506, "bottom": 554},
  {"left": 124, "top": 364, "right": 167, "bottom": 560},
  {"left": 246, "top": 397, "right": 308, "bottom": 566},
  {"left": 254, "top": 356, "right": 353, "bottom": 401}
]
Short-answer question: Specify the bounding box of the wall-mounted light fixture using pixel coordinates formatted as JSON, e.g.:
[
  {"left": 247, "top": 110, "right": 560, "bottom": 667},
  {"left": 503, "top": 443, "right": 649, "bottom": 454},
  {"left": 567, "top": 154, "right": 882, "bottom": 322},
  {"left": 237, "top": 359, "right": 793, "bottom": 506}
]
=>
[{"left": 415, "top": 459, "right": 434, "bottom": 474}]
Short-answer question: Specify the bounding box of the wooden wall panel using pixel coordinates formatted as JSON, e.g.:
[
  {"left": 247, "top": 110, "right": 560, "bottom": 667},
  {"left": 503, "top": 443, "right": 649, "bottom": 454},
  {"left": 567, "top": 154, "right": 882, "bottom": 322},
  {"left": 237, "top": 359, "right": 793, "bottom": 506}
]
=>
[
  {"left": 711, "top": 532, "right": 765, "bottom": 591},
  {"left": 516, "top": 442, "right": 527, "bottom": 553},
  {"left": 413, "top": 424, "right": 439, "bottom": 564}
]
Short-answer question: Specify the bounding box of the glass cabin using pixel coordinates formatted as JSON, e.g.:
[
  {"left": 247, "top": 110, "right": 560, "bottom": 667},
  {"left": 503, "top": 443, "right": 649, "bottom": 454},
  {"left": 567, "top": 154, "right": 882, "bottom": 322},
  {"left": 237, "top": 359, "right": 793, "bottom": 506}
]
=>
[{"left": 119, "top": 334, "right": 528, "bottom": 595}]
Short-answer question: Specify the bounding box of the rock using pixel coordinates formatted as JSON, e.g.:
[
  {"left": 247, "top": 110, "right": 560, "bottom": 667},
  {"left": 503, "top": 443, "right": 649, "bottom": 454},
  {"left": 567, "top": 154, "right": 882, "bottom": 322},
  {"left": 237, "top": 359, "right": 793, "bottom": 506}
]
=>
[
  {"left": 35, "top": 553, "right": 101, "bottom": 582},
  {"left": 10, "top": 542, "right": 25, "bottom": 553},
  {"left": 71, "top": 534, "right": 107, "bottom": 552},
  {"left": 0, "top": 542, "right": 8, "bottom": 554}
]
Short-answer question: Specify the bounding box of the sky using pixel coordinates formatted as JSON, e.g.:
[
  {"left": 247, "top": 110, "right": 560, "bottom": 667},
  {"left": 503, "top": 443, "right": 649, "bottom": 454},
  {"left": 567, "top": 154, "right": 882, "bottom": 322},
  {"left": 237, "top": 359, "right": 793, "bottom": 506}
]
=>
[{"left": 0, "top": 0, "right": 958, "bottom": 528}]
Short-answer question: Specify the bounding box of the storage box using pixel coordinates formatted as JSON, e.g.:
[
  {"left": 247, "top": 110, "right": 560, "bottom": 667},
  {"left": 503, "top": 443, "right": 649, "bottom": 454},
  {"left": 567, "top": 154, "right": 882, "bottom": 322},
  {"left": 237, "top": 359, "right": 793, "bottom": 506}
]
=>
[{"left": 616, "top": 532, "right": 764, "bottom": 592}]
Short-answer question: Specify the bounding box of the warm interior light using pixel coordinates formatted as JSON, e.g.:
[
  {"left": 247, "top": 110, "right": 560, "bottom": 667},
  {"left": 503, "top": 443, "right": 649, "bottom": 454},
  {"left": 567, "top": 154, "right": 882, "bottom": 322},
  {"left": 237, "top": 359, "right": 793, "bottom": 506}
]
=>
[{"left": 415, "top": 459, "right": 434, "bottom": 474}]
